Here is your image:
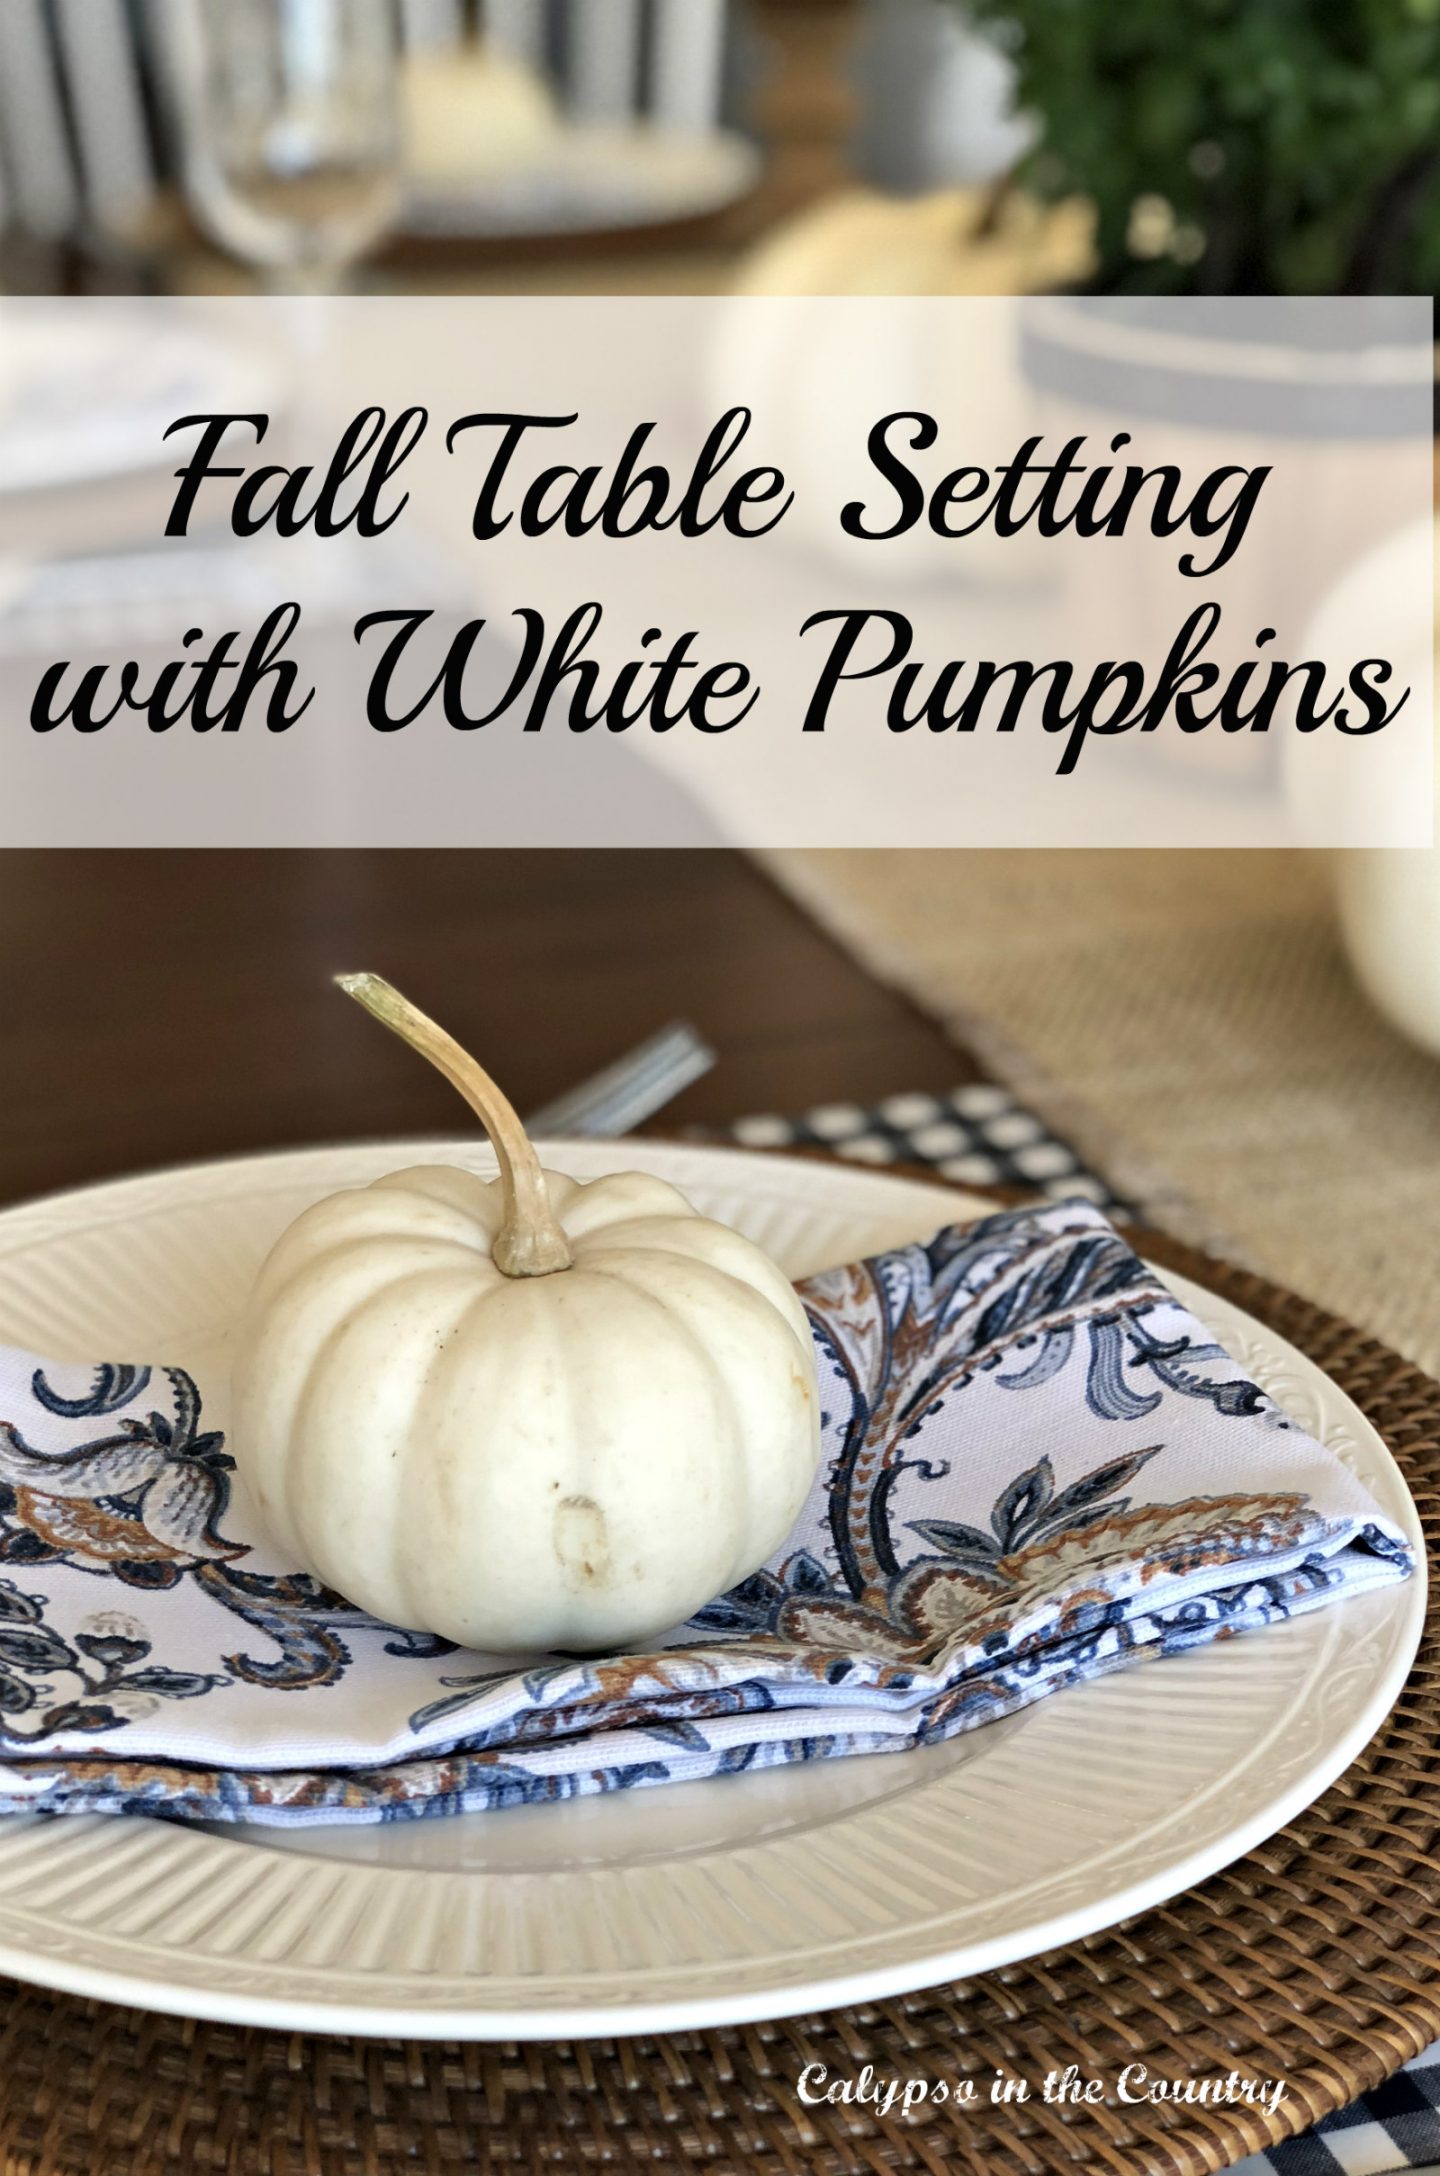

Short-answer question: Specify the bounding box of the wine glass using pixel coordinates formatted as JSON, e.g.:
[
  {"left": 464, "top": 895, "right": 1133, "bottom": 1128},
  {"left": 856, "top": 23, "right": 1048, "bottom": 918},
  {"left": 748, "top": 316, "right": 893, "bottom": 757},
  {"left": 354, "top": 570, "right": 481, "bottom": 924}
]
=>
[{"left": 169, "top": 0, "right": 402, "bottom": 288}]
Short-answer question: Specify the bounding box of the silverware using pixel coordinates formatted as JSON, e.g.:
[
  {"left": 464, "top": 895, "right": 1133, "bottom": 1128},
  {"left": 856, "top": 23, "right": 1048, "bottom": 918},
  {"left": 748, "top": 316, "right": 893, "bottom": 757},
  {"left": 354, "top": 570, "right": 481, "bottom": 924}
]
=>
[{"left": 525, "top": 1021, "right": 716, "bottom": 1139}]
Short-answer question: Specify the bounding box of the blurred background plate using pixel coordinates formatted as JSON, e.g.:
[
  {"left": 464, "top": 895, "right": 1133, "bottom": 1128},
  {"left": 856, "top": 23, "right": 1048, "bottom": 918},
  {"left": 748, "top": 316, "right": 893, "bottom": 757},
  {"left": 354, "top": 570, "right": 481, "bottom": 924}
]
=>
[
  {"left": 0, "top": 310, "right": 277, "bottom": 500},
  {"left": 400, "top": 124, "right": 762, "bottom": 239}
]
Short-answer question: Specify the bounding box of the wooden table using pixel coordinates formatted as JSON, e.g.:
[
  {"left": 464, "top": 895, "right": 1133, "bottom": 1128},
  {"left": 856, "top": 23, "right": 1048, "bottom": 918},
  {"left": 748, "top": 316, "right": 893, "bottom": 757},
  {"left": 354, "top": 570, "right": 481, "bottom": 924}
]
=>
[{"left": 0, "top": 849, "right": 967, "bottom": 1209}]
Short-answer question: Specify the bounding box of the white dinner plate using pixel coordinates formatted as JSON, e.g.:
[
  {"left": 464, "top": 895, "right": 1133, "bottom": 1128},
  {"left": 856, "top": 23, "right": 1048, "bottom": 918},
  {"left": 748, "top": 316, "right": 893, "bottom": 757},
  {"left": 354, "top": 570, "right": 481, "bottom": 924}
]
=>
[
  {"left": 0, "top": 307, "right": 278, "bottom": 500},
  {"left": 0, "top": 1139, "right": 1422, "bottom": 2040},
  {"left": 401, "top": 126, "right": 761, "bottom": 239}
]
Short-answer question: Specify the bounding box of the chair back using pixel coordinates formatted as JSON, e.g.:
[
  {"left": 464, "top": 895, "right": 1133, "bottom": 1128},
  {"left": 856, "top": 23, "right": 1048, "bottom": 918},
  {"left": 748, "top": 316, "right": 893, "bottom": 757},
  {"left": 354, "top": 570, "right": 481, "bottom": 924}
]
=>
[{"left": 0, "top": 0, "right": 736, "bottom": 244}]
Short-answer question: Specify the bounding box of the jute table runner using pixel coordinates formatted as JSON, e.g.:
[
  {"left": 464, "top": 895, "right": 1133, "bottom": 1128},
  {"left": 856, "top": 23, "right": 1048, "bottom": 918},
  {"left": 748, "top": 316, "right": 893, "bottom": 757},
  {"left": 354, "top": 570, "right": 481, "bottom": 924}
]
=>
[{"left": 764, "top": 848, "right": 1440, "bottom": 1377}]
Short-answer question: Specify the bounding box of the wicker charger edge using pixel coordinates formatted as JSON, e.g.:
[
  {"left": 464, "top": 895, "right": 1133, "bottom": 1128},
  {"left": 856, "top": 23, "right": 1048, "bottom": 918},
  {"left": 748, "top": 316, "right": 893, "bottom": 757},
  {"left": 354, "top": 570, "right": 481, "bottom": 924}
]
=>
[{"left": 0, "top": 1228, "right": 1436, "bottom": 2176}]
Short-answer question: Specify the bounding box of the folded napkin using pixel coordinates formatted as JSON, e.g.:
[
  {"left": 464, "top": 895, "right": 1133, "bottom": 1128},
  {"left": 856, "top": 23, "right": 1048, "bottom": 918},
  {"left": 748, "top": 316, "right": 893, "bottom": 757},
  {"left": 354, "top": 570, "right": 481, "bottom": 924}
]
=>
[{"left": 0, "top": 1200, "right": 1412, "bottom": 1826}]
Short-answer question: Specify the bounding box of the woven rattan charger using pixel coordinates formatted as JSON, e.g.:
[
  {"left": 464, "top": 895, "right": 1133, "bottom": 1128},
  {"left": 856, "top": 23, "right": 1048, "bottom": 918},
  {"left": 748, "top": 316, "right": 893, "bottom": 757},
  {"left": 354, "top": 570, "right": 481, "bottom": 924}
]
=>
[{"left": 0, "top": 1198, "right": 1436, "bottom": 2176}]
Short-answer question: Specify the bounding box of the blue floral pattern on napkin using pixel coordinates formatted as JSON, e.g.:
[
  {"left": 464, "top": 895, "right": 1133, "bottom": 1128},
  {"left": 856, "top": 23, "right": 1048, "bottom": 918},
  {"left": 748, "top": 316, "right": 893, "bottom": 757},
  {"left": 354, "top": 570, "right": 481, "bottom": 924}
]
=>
[{"left": 0, "top": 1201, "right": 1412, "bottom": 1826}]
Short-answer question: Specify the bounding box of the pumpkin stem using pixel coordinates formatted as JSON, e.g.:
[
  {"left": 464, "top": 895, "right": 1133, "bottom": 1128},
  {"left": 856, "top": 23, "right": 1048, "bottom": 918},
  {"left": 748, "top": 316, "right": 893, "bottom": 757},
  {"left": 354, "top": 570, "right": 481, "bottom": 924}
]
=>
[{"left": 335, "top": 972, "right": 573, "bottom": 1278}]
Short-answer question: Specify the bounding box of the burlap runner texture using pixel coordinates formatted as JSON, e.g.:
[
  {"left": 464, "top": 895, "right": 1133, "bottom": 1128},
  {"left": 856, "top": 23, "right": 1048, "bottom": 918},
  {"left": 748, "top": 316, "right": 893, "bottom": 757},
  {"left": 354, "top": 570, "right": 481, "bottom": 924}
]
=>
[{"left": 766, "top": 849, "right": 1440, "bottom": 1375}]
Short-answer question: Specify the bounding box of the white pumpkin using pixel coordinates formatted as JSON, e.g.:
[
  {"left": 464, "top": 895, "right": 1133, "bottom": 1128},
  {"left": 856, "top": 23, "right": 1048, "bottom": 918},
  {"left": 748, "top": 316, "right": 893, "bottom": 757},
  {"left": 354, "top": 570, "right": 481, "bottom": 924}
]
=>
[
  {"left": 716, "top": 185, "right": 1096, "bottom": 583},
  {"left": 401, "top": 41, "right": 557, "bottom": 188},
  {"left": 230, "top": 975, "right": 820, "bottom": 1653},
  {"left": 731, "top": 185, "right": 1095, "bottom": 303}
]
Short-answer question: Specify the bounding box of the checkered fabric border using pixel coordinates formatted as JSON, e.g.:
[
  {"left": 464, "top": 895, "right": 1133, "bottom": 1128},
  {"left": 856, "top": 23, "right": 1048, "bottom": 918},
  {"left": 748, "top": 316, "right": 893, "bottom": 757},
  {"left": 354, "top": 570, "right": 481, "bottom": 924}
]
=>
[
  {"left": 1228, "top": 2040, "right": 1440, "bottom": 2176},
  {"left": 728, "top": 1085, "right": 1131, "bottom": 1213},
  {"left": 726, "top": 1088, "right": 1439, "bottom": 2176}
]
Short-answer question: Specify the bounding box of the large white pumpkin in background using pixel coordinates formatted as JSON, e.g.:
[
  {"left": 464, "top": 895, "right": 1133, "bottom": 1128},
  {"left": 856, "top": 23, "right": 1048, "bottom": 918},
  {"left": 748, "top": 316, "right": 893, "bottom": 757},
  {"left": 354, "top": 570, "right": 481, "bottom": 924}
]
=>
[
  {"left": 715, "top": 186, "right": 1095, "bottom": 581},
  {"left": 231, "top": 977, "right": 820, "bottom": 1654},
  {"left": 732, "top": 185, "right": 1094, "bottom": 304},
  {"left": 1290, "top": 516, "right": 1440, "bottom": 1055}
]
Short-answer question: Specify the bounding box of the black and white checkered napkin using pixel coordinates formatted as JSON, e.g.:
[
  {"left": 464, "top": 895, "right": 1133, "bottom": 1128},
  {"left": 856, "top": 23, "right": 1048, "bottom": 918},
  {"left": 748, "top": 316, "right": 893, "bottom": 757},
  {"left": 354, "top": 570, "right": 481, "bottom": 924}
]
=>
[
  {"left": 729, "top": 1083, "right": 1129, "bottom": 1210},
  {"left": 724, "top": 1088, "right": 1438, "bottom": 2176},
  {"left": 1229, "top": 2049, "right": 1440, "bottom": 2176}
]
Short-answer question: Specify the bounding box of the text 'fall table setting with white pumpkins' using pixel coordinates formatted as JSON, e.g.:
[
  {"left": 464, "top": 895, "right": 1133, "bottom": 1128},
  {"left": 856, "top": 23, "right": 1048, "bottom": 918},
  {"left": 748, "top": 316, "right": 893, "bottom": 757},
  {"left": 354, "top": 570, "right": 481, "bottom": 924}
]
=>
[{"left": 0, "top": 969, "right": 1420, "bottom": 2055}]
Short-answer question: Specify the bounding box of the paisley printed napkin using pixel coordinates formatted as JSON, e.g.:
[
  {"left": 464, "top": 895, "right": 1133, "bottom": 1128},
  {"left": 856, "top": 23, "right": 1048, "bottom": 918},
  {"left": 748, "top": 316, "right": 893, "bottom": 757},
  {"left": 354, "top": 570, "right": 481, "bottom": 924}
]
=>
[{"left": 0, "top": 1200, "right": 1412, "bottom": 1826}]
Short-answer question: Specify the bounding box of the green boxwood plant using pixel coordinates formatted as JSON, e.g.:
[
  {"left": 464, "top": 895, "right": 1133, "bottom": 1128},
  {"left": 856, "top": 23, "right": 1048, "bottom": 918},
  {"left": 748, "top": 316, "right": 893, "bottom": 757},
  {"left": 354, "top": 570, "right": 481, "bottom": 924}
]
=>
[{"left": 961, "top": 0, "right": 1440, "bottom": 293}]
